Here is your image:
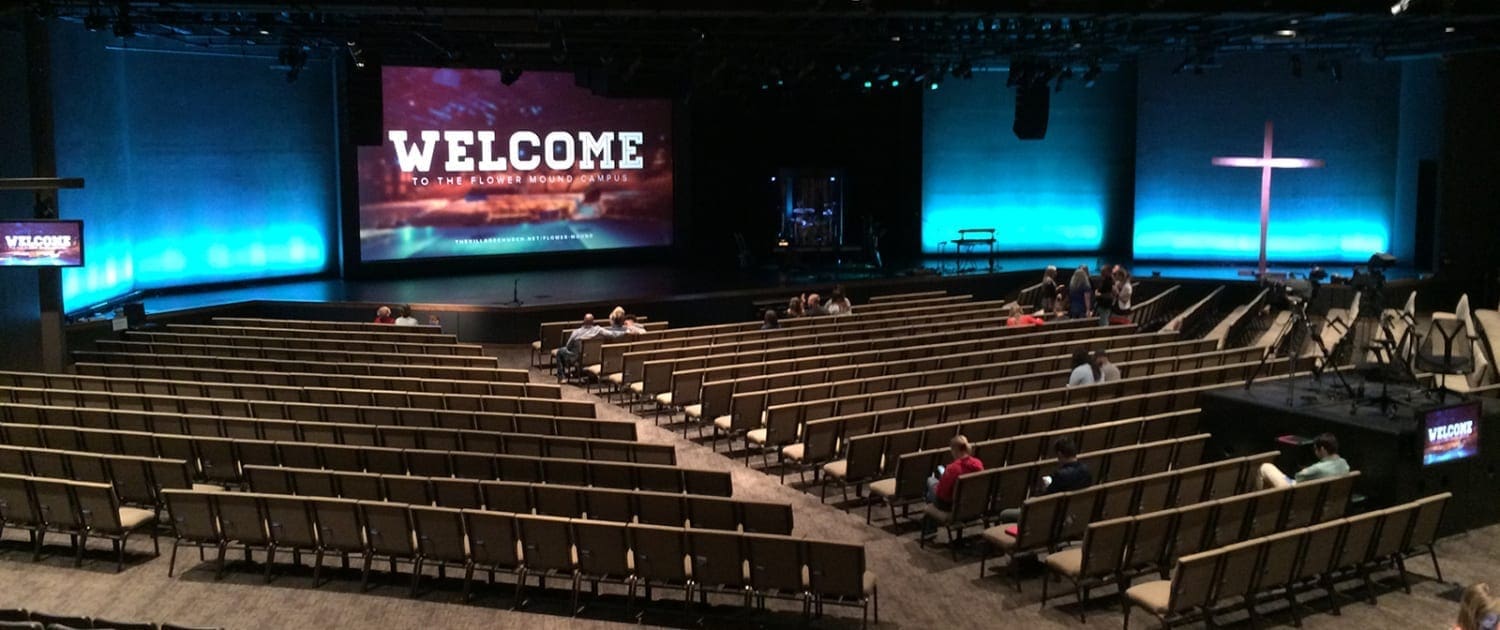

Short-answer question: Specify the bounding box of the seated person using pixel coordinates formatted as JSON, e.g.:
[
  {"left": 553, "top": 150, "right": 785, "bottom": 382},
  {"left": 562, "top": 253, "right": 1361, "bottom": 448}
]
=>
[
  {"left": 761, "top": 309, "right": 780, "bottom": 330},
  {"left": 825, "top": 288, "right": 853, "bottom": 316},
  {"left": 373, "top": 305, "right": 396, "bottom": 324},
  {"left": 393, "top": 304, "right": 419, "bottom": 326},
  {"left": 1067, "top": 349, "right": 1096, "bottom": 387},
  {"left": 999, "top": 437, "right": 1093, "bottom": 522},
  {"left": 923, "top": 435, "right": 984, "bottom": 534},
  {"left": 786, "top": 296, "right": 805, "bottom": 318},
  {"left": 555, "top": 314, "right": 600, "bottom": 378},
  {"left": 1094, "top": 349, "right": 1121, "bottom": 382},
  {"left": 1259, "top": 433, "right": 1350, "bottom": 489},
  {"left": 1005, "top": 303, "right": 1044, "bottom": 327},
  {"left": 620, "top": 315, "right": 647, "bottom": 335},
  {"left": 805, "top": 293, "right": 829, "bottom": 316}
]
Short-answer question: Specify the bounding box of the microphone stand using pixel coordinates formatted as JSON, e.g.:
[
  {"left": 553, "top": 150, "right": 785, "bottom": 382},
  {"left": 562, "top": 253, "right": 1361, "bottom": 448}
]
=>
[{"left": 503, "top": 278, "right": 524, "bottom": 307}]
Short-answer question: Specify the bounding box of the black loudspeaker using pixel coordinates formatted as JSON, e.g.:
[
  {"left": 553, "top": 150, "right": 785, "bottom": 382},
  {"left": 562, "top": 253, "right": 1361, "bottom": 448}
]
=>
[
  {"left": 1013, "top": 84, "right": 1051, "bottom": 140},
  {"left": 1414, "top": 159, "right": 1438, "bottom": 270},
  {"left": 347, "top": 65, "right": 384, "bottom": 146},
  {"left": 122, "top": 302, "right": 146, "bottom": 328}
]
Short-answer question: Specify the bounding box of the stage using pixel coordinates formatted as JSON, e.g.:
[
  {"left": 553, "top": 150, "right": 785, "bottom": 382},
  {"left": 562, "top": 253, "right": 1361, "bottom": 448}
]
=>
[{"left": 1200, "top": 373, "right": 1500, "bottom": 535}]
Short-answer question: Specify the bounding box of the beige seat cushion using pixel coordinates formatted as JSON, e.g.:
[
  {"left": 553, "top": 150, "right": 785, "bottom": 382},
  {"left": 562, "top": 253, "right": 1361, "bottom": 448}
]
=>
[
  {"left": 781, "top": 443, "right": 804, "bottom": 461},
  {"left": 863, "top": 571, "right": 878, "bottom": 595},
  {"left": 684, "top": 404, "right": 702, "bottom": 419},
  {"left": 629, "top": 382, "right": 644, "bottom": 394},
  {"left": 713, "top": 415, "right": 734, "bottom": 431},
  {"left": 531, "top": 341, "right": 542, "bottom": 350},
  {"left": 117, "top": 507, "right": 156, "bottom": 530},
  {"left": 550, "top": 348, "right": 559, "bottom": 357},
  {"left": 1126, "top": 580, "right": 1173, "bottom": 614},
  {"left": 654, "top": 393, "right": 672, "bottom": 406},
  {"left": 191, "top": 483, "right": 225, "bottom": 493},
  {"left": 584, "top": 364, "right": 602, "bottom": 376},
  {"left": 606, "top": 373, "right": 623, "bottom": 385},
  {"left": 822, "top": 460, "right": 848, "bottom": 480},
  {"left": 1044, "top": 547, "right": 1083, "bottom": 577},
  {"left": 746, "top": 428, "right": 768, "bottom": 445},
  {"left": 981, "top": 524, "right": 1017, "bottom": 549},
  {"left": 868, "top": 479, "right": 896, "bottom": 498}
]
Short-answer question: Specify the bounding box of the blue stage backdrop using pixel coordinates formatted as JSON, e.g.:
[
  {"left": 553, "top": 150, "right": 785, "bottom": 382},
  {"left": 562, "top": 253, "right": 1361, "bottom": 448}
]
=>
[
  {"left": 50, "top": 27, "right": 337, "bottom": 312},
  {"left": 921, "top": 68, "right": 1135, "bottom": 254},
  {"left": 1133, "top": 55, "right": 1428, "bottom": 263}
]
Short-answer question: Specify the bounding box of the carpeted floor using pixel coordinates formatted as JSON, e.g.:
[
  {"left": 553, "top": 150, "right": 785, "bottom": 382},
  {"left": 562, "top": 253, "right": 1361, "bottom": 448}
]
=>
[{"left": 0, "top": 345, "right": 1484, "bottom": 629}]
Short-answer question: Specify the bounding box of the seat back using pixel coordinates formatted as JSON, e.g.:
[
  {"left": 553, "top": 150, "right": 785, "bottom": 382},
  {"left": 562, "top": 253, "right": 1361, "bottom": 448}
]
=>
[
  {"left": 1212, "top": 540, "right": 1263, "bottom": 604},
  {"left": 1281, "top": 476, "right": 1324, "bottom": 529},
  {"left": 1317, "top": 471, "right": 1360, "bottom": 520},
  {"left": 1080, "top": 516, "right": 1133, "bottom": 579},
  {"left": 1166, "top": 550, "right": 1220, "bottom": 614},
  {"left": 517, "top": 514, "right": 574, "bottom": 574},
  {"left": 361, "top": 501, "right": 416, "bottom": 557},
  {"left": 1405, "top": 492, "right": 1452, "bottom": 551},
  {"left": 163, "top": 490, "right": 220, "bottom": 544},
  {"left": 1294, "top": 519, "right": 1345, "bottom": 581},
  {"left": 628, "top": 523, "right": 689, "bottom": 583},
  {"left": 805, "top": 539, "right": 867, "bottom": 599},
  {"left": 263, "top": 495, "right": 318, "bottom": 550},
  {"left": 0, "top": 473, "right": 39, "bottom": 527},
  {"left": 1335, "top": 513, "right": 1380, "bottom": 568},
  {"left": 745, "top": 533, "right": 804, "bottom": 595},
  {"left": 31, "top": 478, "right": 83, "bottom": 530},
  {"left": 688, "top": 529, "right": 748, "bottom": 588},
  {"left": 1015, "top": 494, "right": 1064, "bottom": 550},
  {"left": 1254, "top": 530, "right": 1305, "bottom": 593},
  {"left": 1370, "top": 505, "right": 1415, "bottom": 559},
  {"left": 1168, "top": 502, "right": 1212, "bottom": 560},
  {"left": 843, "top": 435, "right": 884, "bottom": 482},
  {"left": 1055, "top": 487, "right": 1098, "bottom": 542},
  {"left": 462, "top": 509, "right": 520, "bottom": 568},
  {"left": 739, "top": 500, "right": 794, "bottom": 535},
  {"left": 73, "top": 481, "right": 125, "bottom": 534},
  {"left": 215, "top": 493, "right": 270, "bottom": 546},
  {"left": 1122, "top": 508, "right": 1176, "bottom": 572},
  {"left": 572, "top": 519, "right": 631, "bottom": 578},
  {"left": 311, "top": 497, "right": 365, "bottom": 553},
  {"left": 411, "top": 505, "right": 468, "bottom": 564}
]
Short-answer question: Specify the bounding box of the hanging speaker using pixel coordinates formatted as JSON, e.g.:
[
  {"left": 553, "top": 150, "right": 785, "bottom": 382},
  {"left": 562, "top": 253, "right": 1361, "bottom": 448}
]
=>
[{"left": 1013, "top": 84, "right": 1050, "bottom": 140}]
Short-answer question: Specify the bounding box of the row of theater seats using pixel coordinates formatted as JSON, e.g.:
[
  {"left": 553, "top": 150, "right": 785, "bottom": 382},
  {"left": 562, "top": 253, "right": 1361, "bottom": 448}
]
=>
[
  {"left": 1122, "top": 493, "right": 1451, "bottom": 628},
  {"left": 0, "top": 473, "right": 159, "bottom": 571},
  {"left": 0, "top": 608, "right": 217, "bottom": 630},
  {"left": 0, "top": 369, "right": 563, "bottom": 401},
  {"left": 159, "top": 490, "right": 878, "bottom": 626}
]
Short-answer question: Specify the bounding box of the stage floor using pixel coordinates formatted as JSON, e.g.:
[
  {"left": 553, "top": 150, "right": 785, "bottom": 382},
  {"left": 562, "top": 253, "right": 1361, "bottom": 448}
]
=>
[{"left": 113, "top": 254, "right": 1429, "bottom": 317}]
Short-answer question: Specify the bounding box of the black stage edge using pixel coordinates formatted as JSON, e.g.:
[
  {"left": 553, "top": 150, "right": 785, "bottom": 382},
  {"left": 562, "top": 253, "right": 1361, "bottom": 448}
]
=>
[{"left": 1200, "top": 374, "right": 1500, "bottom": 535}]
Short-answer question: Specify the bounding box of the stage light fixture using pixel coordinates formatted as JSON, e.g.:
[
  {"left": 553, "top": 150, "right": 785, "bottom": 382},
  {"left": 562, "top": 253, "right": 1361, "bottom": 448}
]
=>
[
  {"left": 862, "top": 79, "right": 873, "bottom": 89},
  {"left": 890, "top": 79, "right": 900, "bottom": 87},
  {"left": 928, "top": 79, "right": 940, "bottom": 90},
  {"left": 1275, "top": 29, "right": 1297, "bottom": 38},
  {"left": 1445, "top": 25, "right": 1456, "bottom": 33},
  {"left": 1390, "top": 0, "right": 1412, "bottom": 15}
]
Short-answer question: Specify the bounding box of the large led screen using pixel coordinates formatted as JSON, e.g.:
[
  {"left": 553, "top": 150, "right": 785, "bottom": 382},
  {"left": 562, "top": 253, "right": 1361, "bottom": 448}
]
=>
[{"left": 357, "top": 67, "right": 673, "bottom": 262}]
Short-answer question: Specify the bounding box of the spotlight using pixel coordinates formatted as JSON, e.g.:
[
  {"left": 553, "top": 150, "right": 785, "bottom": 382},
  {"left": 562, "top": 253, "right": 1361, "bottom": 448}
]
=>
[
  {"left": 1275, "top": 29, "right": 1297, "bottom": 38},
  {"left": 928, "top": 79, "right": 940, "bottom": 90},
  {"left": 1390, "top": 0, "right": 1412, "bottom": 15},
  {"left": 862, "top": 80, "right": 872, "bottom": 89},
  {"left": 1445, "top": 25, "right": 1456, "bottom": 33},
  {"left": 890, "top": 79, "right": 900, "bottom": 87}
]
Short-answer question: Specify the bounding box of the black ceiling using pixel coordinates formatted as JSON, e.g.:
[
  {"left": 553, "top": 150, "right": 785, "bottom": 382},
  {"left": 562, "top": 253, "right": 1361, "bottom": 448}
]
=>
[{"left": 15, "top": 1, "right": 1500, "bottom": 92}]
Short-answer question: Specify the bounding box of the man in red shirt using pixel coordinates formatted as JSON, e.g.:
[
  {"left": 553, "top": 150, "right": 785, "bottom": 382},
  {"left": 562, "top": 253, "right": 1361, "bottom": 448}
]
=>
[{"left": 927, "top": 435, "right": 984, "bottom": 511}]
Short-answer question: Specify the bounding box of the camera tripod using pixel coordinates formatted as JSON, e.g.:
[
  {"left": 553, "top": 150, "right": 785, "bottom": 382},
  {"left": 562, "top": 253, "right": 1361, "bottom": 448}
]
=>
[{"left": 1244, "top": 298, "right": 1357, "bottom": 407}]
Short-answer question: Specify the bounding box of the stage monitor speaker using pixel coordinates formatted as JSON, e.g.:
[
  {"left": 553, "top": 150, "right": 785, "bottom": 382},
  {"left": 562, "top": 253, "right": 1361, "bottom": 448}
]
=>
[
  {"left": 122, "top": 302, "right": 146, "bottom": 329},
  {"left": 1012, "top": 84, "right": 1050, "bottom": 140}
]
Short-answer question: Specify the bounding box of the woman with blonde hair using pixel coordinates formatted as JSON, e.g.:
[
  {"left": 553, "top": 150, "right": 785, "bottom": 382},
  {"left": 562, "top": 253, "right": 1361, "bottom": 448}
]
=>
[{"left": 1067, "top": 266, "right": 1093, "bottom": 319}]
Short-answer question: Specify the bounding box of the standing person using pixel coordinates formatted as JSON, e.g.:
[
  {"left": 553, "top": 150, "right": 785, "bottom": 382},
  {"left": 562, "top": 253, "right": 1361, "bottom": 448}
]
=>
[
  {"left": 1095, "top": 264, "right": 1116, "bottom": 326},
  {"left": 393, "top": 304, "right": 419, "bottom": 326},
  {"left": 1111, "top": 266, "right": 1133, "bottom": 325},
  {"left": 1067, "top": 349, "right": 1096, "bottom": 387},
  {"left": 1040, "top": 265, "right": 1059, "bottom": 313},
  {"left": 373, "top": 306, "right": 396, "bottom": 324},
  {"left": 1067, "top": 267, "right": 1093, "bottom": 319},
  {"left": 825, "top": 287, "right": 853, "bottom": 316},
  {"left": 922, "top": 435, "right": 985, "bottom": 537},
  {"left": 1094, "top": 349, "right": 1121, "bottom": 382}
]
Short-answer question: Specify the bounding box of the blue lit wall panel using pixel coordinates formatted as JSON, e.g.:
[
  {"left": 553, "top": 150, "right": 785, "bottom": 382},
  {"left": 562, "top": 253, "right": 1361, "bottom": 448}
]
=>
[
  {"left": 922, "top": 70, "right": 1134, "bottom": 253},
  {"left": 1133, "top": 55, "right": 1409, "bottom": 262},
  {"left": 51, "top": 27, "right": 336, "bottom": 311}
]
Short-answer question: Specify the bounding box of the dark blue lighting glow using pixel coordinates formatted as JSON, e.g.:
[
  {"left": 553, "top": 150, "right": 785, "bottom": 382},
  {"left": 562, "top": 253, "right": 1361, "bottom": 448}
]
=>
[
  {"left": 50, "top": 26, "right": 336, "bottom": 311},
  {"left": 1133, "top": 55, "right": 1412, "bottom": 262},
  {"left": 922, "top": 70, "right": 1134, "bottom": 253}
]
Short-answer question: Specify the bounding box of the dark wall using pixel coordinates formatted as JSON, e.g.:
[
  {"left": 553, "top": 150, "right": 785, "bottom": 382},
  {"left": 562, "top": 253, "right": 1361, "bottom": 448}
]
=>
[
  {"left": 684, "top": 88, "right": 924, "bottom": 268},
  {"left": 1438, "top": 52, "right": 1500, "bottom": 309},
  {"left": 0, "top": 21, "right": 43, "bottom": 371}
]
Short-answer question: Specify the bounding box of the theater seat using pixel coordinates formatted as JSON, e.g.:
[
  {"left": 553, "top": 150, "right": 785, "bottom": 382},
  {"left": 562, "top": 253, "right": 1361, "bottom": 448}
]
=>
[
  {"left": 683, "top": 404, "right": 702, "bottom": 420},
  {"left": 1124, "top": 580, "right": 1172, "bottom": 614}
]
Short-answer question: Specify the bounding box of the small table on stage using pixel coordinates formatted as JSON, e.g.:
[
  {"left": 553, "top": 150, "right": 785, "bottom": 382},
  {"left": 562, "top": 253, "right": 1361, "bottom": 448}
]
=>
[{"left": 953, "top": 228, "right": 997, "bottom": 273}]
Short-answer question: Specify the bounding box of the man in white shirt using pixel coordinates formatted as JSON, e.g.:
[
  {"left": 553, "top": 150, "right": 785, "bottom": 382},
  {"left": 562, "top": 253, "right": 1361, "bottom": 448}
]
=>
[{"left": 1067, "top": 349, "right": 1096, "bottom": 386}]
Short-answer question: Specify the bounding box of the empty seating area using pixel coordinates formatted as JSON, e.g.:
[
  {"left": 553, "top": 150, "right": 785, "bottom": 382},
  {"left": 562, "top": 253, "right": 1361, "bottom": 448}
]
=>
[
  {"left": 0, "top": 316, "right": 889, "bottom": 627},
  {"left": 0, "top": 608, "right": 219, "bottom": 630}
]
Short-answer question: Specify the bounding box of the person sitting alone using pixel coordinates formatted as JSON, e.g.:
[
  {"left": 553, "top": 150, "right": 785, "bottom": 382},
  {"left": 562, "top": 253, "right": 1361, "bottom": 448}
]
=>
[
  {"left": 393, "top": 304, "right": 419, "bottom": 326},
  {"left": 1094, "top": 349, "right": 1121, "bottom": 382},
  {"left": 555, "top": 314, "right": 600, "bottom": 378},
  {"left": 1067, "top": 349, "right": 1096, "bottom": 387},
  {"left": 805, "top": 293, "right": 829, "bottom": 316},
  {"left": 1259, "top": 433, "right": 1350, "bottom": 489},
  {"left": 373, "top": 306, "right": 396, "bottom": 324},
  {"left": 923, "top": 435, "right": 985, "bottom": 535},
  {"left": 761, "top": 309, "right": 780, "bottom": 330},
  {"left": 1006, "top": 303, "right": 1044, "bottom": 327},
  {"left": 999, "top": 437, "right": 1093, "bottom": 522},
  {"left": 825, "top": 287, "right": 853, "bottom": 316}
]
